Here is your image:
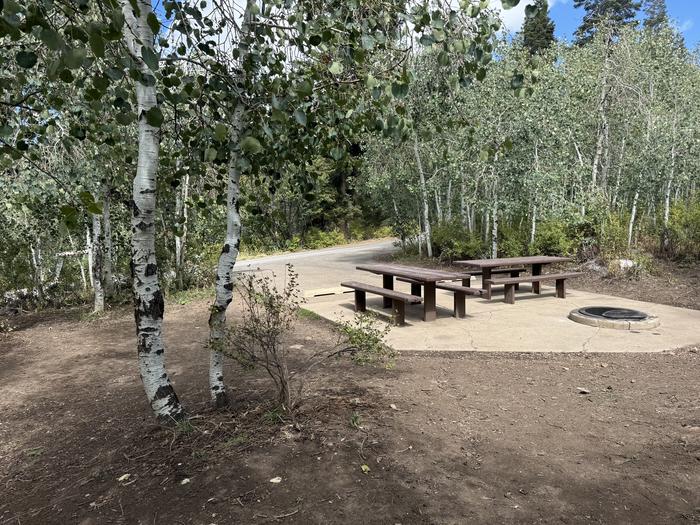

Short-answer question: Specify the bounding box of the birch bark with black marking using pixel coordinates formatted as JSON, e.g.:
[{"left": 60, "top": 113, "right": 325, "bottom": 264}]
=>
[
  {"left": 207, "top": 0, "right": 257, "bottom": 408},
  {"left": 208, "top": 103, "right": 244, "bottom": 408},
  {"left": 121, "top": 0, "right": 184, "bottom": 422},
  {"left": 91, "top": 213, "right": 104, "bottom": 313}
]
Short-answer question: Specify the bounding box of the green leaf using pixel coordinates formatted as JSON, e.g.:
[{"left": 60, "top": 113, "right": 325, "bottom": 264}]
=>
[
  {"left": 60, "top": 206, "right": 80, "bottom": 229},
  {"left": 144, "top": 106, "right": 164, "bottom": 127},
  {"left": 141, "top": 46, "right": 159, "bottom": 71},
  {"left": 295, "top": 80, "right": 312, "bottom": 98},
  {"left": 294, "top": 109, "right": 307, "bottom": 126},
  {"left": 240, "top": 136, "right": 262, "bottom": 155},
  {"left": 361, "top": 34, "right": 375, "bottom": 50},
  {"left": 391, "top": 82, "right": 408, "bottom": 98},
  {"left": 510, "top": 73, "right": 524, "bottom": 90},
  {"left": 501, "top": 0, "right": 520, "bottom": 8},
  {"left": 89, "top": 31, "right": 105, "bottom": 58},
  {"left": 329, "top": 61, "right": 343, "bottom": 75},
  {"left": 308, "top": 34, "right": 322, "bottom": 46},
  {"left": 116, "top": 111, "right": 136, "bottom": 125},
  {"left": 204, "top": 147, "right": 218, "bottom": 161},
  {"left": 16, "top": 51, "right": 38, "bottom": 69},
  {"left": 147, "top": 12, "right": 161, "bottom": 35},
  {"left": 79, "top": 191, "right": 103, "bottom": 215},
  {"left": 40, "top": 28, "right": 62, "bottom": 50},
  {"left": 214, "top": 123, "right": 228, "bottom": 141},
  {"left": 330, "top": 147, "right": 344, "bottom": 161},
  {"left": 63, "top": 47, "right": 87, "bottom": 69}
]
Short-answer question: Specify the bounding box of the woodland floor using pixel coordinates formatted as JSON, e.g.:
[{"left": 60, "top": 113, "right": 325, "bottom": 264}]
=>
[{"left": 1, "top": 261, "right": 699, "bottom": 524}]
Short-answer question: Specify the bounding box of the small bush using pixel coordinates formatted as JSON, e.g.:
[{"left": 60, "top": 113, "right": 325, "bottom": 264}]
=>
[
  {"left": 599, "top": 213, "right": 629, "bottom": 261},
  {"left": 303, "top": 228, "right": 346, "bottom": 249},
  {"left": 667, "top": 200, "right": 700, "bottom": 260},
  {"left": 338, "top": 312, "right": 395, "bottom": 367},
  {"left": 431, "top": 221, "right": 485, "bottom": 261},
  {"left": 225, "top": 265, "right": 305, "bottom": 413},
  {"left": 530, "top": 221, "right": 577, "bottom": 257},
  {"left": 499, "top": 227, "right": 527, "bottom": 258}
]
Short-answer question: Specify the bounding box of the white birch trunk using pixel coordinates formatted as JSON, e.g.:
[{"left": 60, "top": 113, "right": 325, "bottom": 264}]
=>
[
  {"left": 530, "top": 204, "right": 537, "bottom": 246},
  {"left": 413, "top": 135, "right": 432, "bottom": 257},
  {"left": 207, "top": 0, "right": 256, "bottom": 407},
  {"left": 434, "top": 190, "right": 443, "bottom": 223},
  {"left": 29, "top": 242, "right": 45, "bottom": 303},
  {"left": 627, "top": 190, "right": 639, "bottom": 249},
  {"left": 102, "top": 181, "right": 113, "bottom": 296},
  {"left": 460, "top": 173, "right": 467, "bottom": 228},
  {"left": 91, "top": 213, "right": 104, "bottom": 313},
  {"left": 174, "top": 171, "right": 190, "bottom": 290},
  {"left": 491, "top": 193, "right": 498, "bottom": 259},
  {"left": 661, "top": 120, "right": 677, "bottom": 254},
  {"left": 86, "top": 227, "right": 94, "bottom": 288},
  {"left": 446, "top": 179, "right": 452, "bottom": 222},
  {"left": 208, "top": 110, "right": 243, "bottom": 408},
  {"left": 122, "top": 0, "right": 184, "bottom": 422},
  {"left": 69, "top": 233, "right": 88, "bottom": 290}
]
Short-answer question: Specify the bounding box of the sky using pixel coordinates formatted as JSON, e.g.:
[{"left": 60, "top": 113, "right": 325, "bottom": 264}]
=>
[{"left": 493, "top": 0, "right": 700, "bottom": 48}]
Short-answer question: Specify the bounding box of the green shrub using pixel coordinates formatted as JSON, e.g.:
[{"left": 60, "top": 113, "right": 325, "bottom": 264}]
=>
[
  {"left": 529, "top": 221, "right": 577, "bottom": 256},
  {"left": 303, "top": 228, "right": 346, "bottom": 249},
  {"left": 349, "top": 221, "right": 393, "bottom": 240},
  {"left": 338, "top": 312, "right": 395, "bottom": 367},
  {"left": 431, "top": 221, "right": 485, "bottom": 261},
  {"left": 599, "top": 213, "right": 629, "bottom": 261},
  {"left": 667, "top": 200, "right": 700, "bottom": 260},
  {"left": 499, "top": 226, "right": 527, "bottom": 258}
]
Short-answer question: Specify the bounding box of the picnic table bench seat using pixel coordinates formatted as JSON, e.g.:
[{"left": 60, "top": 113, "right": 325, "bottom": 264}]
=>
[
  {"left": 341, "top": 281, "right": 422, "bottom": 325},
  {"left": 485, "top": 272, "right": 582, "bottom": 304},
  {"left": 396, "top": 277, "right": 486, "bottom": 318}
]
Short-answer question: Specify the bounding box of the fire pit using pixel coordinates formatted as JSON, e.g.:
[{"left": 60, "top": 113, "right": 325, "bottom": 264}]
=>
[{"left": 569, "top": 306, "right": 660, "bottom": 330}]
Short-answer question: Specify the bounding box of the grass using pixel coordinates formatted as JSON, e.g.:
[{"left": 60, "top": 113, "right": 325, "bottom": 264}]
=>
[
  {"left": 298, "top": 308, "right": 322, "bottom": 321},
  {"left": 168, "top": 286, "right": 215, "bottom": 305}
]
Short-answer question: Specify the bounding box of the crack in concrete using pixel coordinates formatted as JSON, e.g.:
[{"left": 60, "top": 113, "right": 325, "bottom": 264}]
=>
[{"left": 581, "top": 327, "right": 600, "bottom": 352}]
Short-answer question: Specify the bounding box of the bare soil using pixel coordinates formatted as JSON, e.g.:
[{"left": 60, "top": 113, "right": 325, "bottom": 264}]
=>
[{"left": 1, "top": 270, "right": 699, "bottom": 524}]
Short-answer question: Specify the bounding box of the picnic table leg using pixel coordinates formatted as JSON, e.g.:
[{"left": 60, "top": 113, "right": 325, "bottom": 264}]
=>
[
  {"left": 410, "top": 282, "right": 422, "bottom": 297},
  {"left": 423, "top": 281, "right": 437, "bottom": 322},
  {"left": 454, "top": 291, "right": 466, "bottom": 318},
  {"left": 510, "top": 269, "right": 520, "bottom": 291},
  {"left": 532, "top": 263, "right": 542, "bottom": 294},
  {"left": 382, "top": 274, "right": 393, "bottom": 308},
  {"left": 556, "top": 278, "right": 566, "bottom": 299},
  {"left": 482, "top": 268, "right": 492, "bottom": 300},
  {"left": 354, "top": 290, "right": 367, "bottom": 312}
]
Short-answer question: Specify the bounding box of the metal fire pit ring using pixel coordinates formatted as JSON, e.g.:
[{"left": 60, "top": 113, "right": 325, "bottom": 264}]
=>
[{"left": 568, "top": 306, "right": 660, "bottom": 330}]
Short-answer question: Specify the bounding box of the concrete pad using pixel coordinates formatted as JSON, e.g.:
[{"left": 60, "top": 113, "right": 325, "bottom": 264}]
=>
[{"left": 304, "top": 281, "right": 700, "bottom": 353}]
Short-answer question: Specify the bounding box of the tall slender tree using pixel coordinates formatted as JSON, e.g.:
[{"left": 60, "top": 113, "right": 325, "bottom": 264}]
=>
[
  {"left": 574, "top": 0, "right": 642, "bottom": 45},
  {"left": 522, "top": 0, "right": 556, "bottom": 54},
  {"left": 643, "top": 0, "right": 669, "bottom": 31}
]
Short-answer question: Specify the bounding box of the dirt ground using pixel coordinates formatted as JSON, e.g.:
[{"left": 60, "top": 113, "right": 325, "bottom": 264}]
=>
[{"left": 1, "top": 266, "right": 700, "bottom": 524}]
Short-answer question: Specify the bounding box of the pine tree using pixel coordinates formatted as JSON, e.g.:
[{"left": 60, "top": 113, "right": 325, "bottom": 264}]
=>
[
  {"left": 643, "top": 0, "right": 669, "bottom": 31},
  {"left": 574, "top": 0, "right": 642, "bottom": 45},
  {"left": 522, "top": 0, "right": 556, "bottom": 54}
]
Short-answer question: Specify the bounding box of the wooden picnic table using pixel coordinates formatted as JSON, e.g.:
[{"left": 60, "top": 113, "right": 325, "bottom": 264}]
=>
[
  {"left": 454, "top": 256, "right": 571, "bottom": 299},
  {"left": 355, "top": 263, "right": 469, "bottom": 321}
]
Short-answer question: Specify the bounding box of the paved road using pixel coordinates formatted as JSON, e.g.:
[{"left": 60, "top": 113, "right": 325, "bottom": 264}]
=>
[{"left": 234, "top": 239, "right": 397, "bottom": 292}]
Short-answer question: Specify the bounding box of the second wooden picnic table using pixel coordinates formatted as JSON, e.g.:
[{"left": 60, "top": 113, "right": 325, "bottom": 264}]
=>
[
  {"left": 454, "top": 256, "right": 571, "bottom": 299},
  {"left": 355, "top": 263, "right": 469, "bottom": 321}
]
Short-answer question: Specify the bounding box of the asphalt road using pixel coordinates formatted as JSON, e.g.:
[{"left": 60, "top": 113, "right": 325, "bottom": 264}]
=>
[{"left": 234, "top": 239, "right": 397, "bottom": 293}]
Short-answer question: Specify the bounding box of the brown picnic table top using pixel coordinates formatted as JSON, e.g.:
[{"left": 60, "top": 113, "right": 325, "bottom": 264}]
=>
[
  {"left": 355, "top": 264, "right": 470, "bottom": 322},
  {"left": 454, "top": 256, "right": 571, "bottom": 300},
  {"left": 355, "top": 263, "right": 469, "bottom": 282},
  {"left": 454, "top": 256, "right": 571, "bottom": 268}
]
